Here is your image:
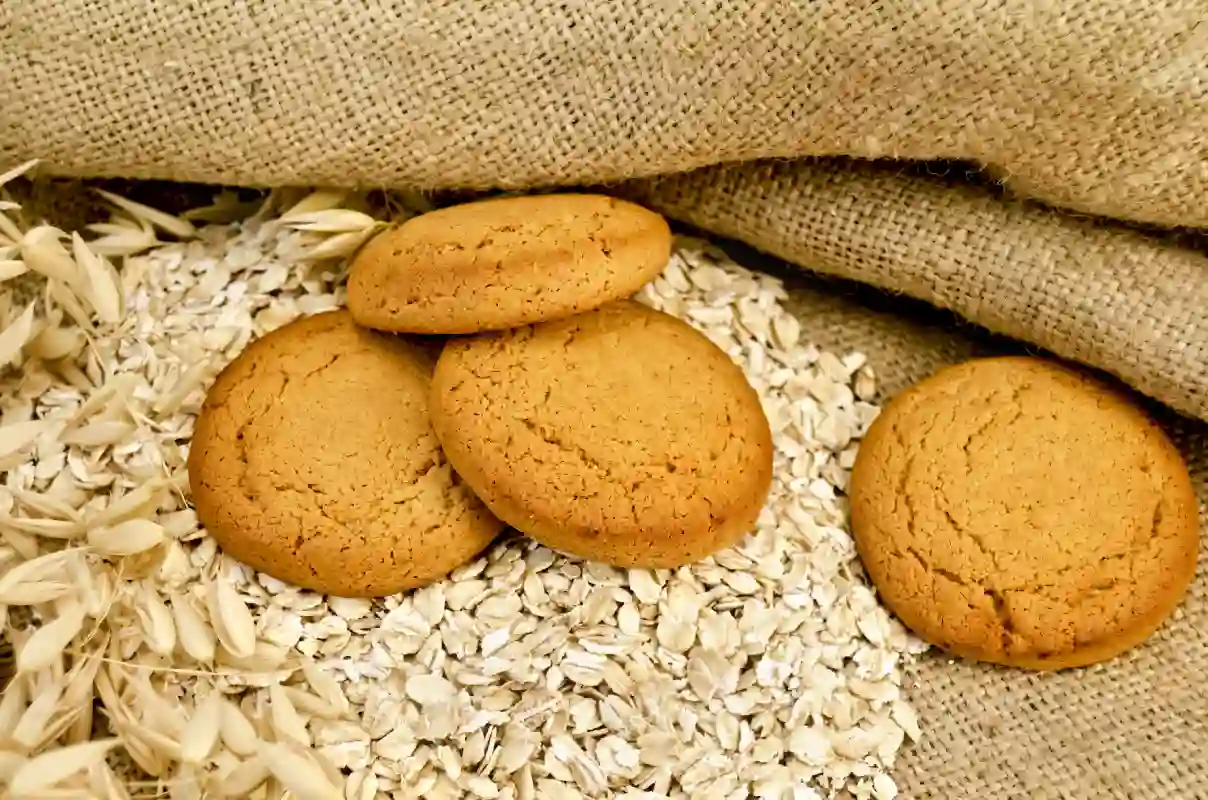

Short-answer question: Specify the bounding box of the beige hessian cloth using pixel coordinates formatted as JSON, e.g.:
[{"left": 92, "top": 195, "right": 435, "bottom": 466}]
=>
[{"left": 2, "top": 0, "right": 1207, "bottom": 796}]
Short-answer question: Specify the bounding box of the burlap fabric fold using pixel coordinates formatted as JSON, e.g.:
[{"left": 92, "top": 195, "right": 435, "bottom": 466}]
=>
[
  {"left": 3, "top": 0, "right": 1207, "bottom": 230},
  {"left": 619, "top": 160, "right": 1208, "bottom": 424}
]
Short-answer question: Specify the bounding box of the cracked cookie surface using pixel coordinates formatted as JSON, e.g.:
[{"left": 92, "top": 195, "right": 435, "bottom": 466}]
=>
[
  {"left": 187, "top": 310, "right": 503, "bottom": 597},
  {"left": 347, "top": 193, "right": 671, "bottom": 334},
  {"left": 429, "top": 300, "right": 774, "bottom": 568},
  {"left": 850, "top": 356, "right": 1199, "bottom": 670}
]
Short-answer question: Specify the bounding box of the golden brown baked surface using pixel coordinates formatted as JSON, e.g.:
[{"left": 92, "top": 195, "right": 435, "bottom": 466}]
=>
[
  {"left": 850, "top": 356, "right": 1200, "bottom": 670},
  {"left": 187, "top": 310, "right": 502, "bottom": 597},
  {"left": 429, "top": 300, "right": 774, "bottom": 568},
  {"left": 346, "top": 193, "right": 672, "bottom": 334}
]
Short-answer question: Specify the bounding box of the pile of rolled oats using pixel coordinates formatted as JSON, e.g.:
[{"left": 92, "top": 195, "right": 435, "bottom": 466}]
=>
[{"left": 0, "top": 161, "right": 926, "bottom": 799}]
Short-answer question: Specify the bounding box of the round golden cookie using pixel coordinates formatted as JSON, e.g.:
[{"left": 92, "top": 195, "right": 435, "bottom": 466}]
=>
[
  {"left": 429, "top": 300, "right": 774, "bottom": 568},
  {"left": 187, "top": 310, "right": 503, "bottom": 598},
  {"left": 347, "top": 193, "right": 672, "bottom": 334},
  {"left": 850, "top": 356, "right": 1199, "bottom": 671}
]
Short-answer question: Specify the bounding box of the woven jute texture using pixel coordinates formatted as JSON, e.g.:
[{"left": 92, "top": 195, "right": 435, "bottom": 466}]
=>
[
  {"left": 619, "top": 159, "right": 1208, "bottom": 425},
  {"left": 2, "top": 0, "right": 1207, "bottom": 230},
  {"left": 764, "top": 263, "right": 1208, "bottom": 800}
]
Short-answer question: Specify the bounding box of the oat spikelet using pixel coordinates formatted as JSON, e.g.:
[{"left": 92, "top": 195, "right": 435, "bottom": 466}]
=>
[
  {"left": 0, "top": 259, "right": 29, "bottom": 281},
  {"left": 27, "top": 323, "right": 84, "bottom": 361},
  {"left": 61, "top": 420, "right": 137, "bottom": 448},
  {"left": 219, "top": 755, "right": 271, "bottom": 796},
  {"left": 88, "top": 519, "right": 165, "bottom": 557},
  {"left": 0, "top": 674, "right": 28, "bottom": 731},
  {"left": 62, "top": 656, "right": 101, "bottom": 745},
  {"left": 80, "top": 568, "right": 113, "bottom": 618},
  {"left": 0, "top": 580, "right": 75, "bottom": 606},
  {"left": 299, "top": 659, "right": 350, "bottom": 717},
  {"left": 7, "top": 738, "right": 119, "bottom": 794},
  {"left": 116, "top": 714, "right": 183, "bottom": 775},
  {"left": 300, "top": 228, "right": 379, "bottom": 262},
  {"left": 12, "top": 676, "right": 62, "bottom": 749},
  {"left": 281, "top": 209, "right": 379, "bottom": 234},
  {"left": 0, "top": 301, "right": 36, "bottom": 368},
  {"left": 69, "top": 372, "right": 137, "bottom": 425},
  {"left": 219, "top": 698, "right": 259, "bottom": 757},
  {"left": 125, "top": 676, "right": 186, "bottom": 742},
  {"left": 0, "top": 420, "right": 52, "bottom": 461},
  {"left": 257, "top": 741, "right": 343, "bottom": 800},
  {"left": 20, "top": 225, "right": 83, "bottom": 288},
  {"left": 70, "top": 232, "right": 125, "bottom": 324},
  {"left": 136, "top": 581, "right": 176, "bottom": 656},
  {"left": 46, "top": 274, "right": 95, "bottom": 332},
  {"left": 89, "top": 480, "right": 166, "bottom": 528},
  {"left": 170, "top": 593, "right": 215, "bottom": 663},
  {"left": 86, "top": 216, "right": 159, "bottom": 258},
  {"left": 0, "top": 158, "right": 39, "bottom": 187},
  {"left": 282, "top": 686, "right": 342, "bottom": 720},
  {"left": 17, "top": 600, "right": 84, "bottom": 674},
  {"left": 267, "top": 684, "right": 310, "bottom": 747},
  {"left": 0, "top": 550, "right": 74, "bottom": 598},
  {"left": 209, "top": 578, "right": 256, "bottom": 658},
  {"left": 93, "top": 189, "right": 198, "bottom": 240},
  {"left": 0, "top": 214, "right": 23, "bottom": 245},
  {"left": 62, "top": 648, "right": 103, "bottom": 707},
  {"left": 180, "top": 692, "right": 222, "bottom": 765},
  {"left": 153, "top": 363, "right": 209, "bottom": 416},
  {"left": 0, "top": 529, "right": 39, "bottom": 558},
  {"left": 281, "top": 189, "right": 349, "bottom": 219}
]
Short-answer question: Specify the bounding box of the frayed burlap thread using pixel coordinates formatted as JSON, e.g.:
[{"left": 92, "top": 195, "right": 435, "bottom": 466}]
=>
[{"left": 2, "top": 0, "right": 1206, "bottom": 229}]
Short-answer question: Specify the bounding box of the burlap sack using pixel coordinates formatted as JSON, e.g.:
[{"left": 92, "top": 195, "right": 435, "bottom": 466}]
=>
[
  {"left": 2, "top": 0, "right": 1206, "bottom": 230},
  {"left": 618, "top": 159, "right": 1208, "bottom": 424}
]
